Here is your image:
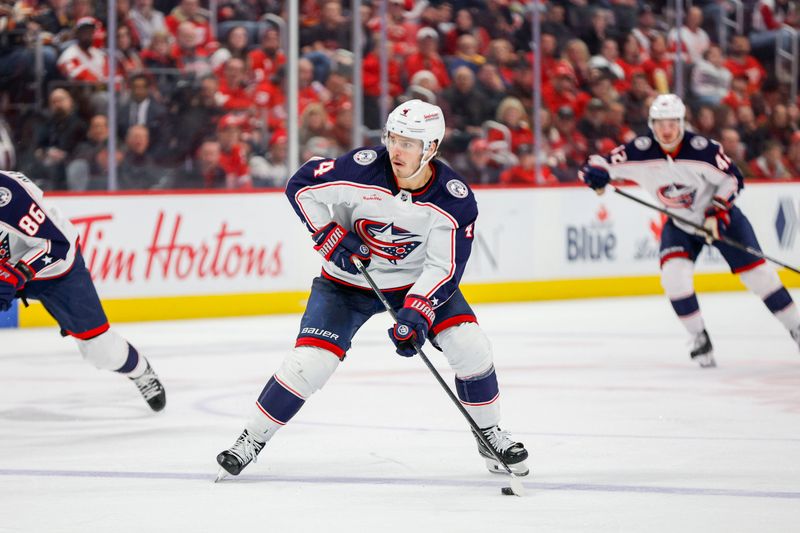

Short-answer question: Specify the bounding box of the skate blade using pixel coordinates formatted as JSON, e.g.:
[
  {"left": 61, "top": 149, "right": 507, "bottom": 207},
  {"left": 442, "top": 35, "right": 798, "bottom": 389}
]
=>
[
  {"left": 695, "top": 354, "right": 717, "bottom": 368},
  {"left": 485, "top": 458, "right": 530, "bottom": 476},
  {"left": 214, "top": 468, "right": 229, "bottom": 483}
]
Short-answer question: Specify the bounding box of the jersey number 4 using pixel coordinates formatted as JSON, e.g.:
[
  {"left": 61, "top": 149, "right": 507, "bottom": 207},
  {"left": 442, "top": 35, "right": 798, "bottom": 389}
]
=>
[
  {"left": 19, "top": 203, "right": 46, "bottom": 236},
  {"left": 313, "top": 160, "right": 335, "bottom": 177}
]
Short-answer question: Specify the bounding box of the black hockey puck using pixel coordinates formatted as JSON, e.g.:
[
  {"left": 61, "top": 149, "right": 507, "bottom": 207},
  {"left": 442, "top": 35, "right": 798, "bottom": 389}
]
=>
[{"left": 501, "top": 487, "right": 515, "bottom": 495}]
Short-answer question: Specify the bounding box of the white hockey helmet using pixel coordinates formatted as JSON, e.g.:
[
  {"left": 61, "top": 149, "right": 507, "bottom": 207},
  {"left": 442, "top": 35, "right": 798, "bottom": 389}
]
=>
[
  {"left": 648, "top": 93, "right": 686, "bottom": 149},
  {"left": 383, "top": 99, "right": 446, "bottom": 179}
]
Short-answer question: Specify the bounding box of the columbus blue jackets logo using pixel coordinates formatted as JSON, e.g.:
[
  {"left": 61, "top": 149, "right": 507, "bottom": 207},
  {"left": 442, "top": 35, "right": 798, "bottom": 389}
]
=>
[
  {"left": 353, "top": 149, "right": 377, "bottom": 166},
  {"left": 446, "top": 179, "right": 468, "bottom": 198},
  {"left": 0, "top": 187, "right": 11, "bottom": 207},
  {"left": 354, "top": 219, "right": 421, "bottom": 263},
  {"left": 657, "top": 184, "right": 697, "bottom": 209}
]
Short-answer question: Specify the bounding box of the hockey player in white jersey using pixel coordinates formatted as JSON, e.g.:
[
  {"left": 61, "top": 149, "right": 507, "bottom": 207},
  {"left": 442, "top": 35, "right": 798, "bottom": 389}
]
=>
[
  {"left": 579, "top": 94, "right": 800, "bottom": 367},
  {"left": 0, "top": 170, "right": 166, "bottom": 410},
  {"left": 216, "top": 100, "right": 529, "bottom": 480}
]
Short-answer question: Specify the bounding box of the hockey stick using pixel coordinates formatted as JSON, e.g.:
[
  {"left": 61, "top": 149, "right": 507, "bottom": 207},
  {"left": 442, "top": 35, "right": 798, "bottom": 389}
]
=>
[
  {"left": 612, "top": 187, "right": 800, "bottom": 275},
  {"left": 352, "top": 258, "right": 526, "bottom": 497}
]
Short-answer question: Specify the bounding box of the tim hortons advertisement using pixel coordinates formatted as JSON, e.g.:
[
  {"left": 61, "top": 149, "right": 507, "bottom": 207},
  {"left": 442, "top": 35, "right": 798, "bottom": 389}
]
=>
[
  {"left": 47, "top": 193, "right": 320, "bottom": 298},
  {"left": 42, "top": 183, "right": 800, "bottom": 300}
]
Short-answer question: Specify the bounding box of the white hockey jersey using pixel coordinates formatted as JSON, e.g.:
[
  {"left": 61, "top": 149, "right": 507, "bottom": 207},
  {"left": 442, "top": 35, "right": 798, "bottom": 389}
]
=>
[
  {"left": 589, "top": 131, "right": 743, "bottom": 234},
  {"left": 286, "top": 147, "right": 478, "bottom": 308},
  {"left": 0, "top": 171, "right": 79, "bottom": 279}
]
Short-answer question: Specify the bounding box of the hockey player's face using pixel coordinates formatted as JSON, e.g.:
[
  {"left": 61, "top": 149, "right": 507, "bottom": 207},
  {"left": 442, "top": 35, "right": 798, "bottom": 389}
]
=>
[
  {"left": 652, "top": 119, "right": 681, "bottom": 146},
  {"left": 387, "top": 133, "right": 424, "bottom": 179}
]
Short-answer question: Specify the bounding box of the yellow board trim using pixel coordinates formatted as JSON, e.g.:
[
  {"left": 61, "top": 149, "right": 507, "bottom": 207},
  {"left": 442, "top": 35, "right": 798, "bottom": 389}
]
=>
[{"left": 17, "top": 270, "right": 800, "bottom": 328}]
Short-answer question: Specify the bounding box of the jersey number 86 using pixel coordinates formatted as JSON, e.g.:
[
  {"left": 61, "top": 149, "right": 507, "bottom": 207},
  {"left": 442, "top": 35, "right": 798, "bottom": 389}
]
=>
[{"left": 19, "top": 203, "right": 46, "bottom": 236}]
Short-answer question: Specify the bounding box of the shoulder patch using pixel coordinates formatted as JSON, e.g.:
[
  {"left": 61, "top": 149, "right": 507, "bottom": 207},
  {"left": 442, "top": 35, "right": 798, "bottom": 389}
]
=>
[
  {"left": 634, "top": 137, "right": 652, "bottom": 151},
  {"left": 0, "top": 187, "right": 11, "bottom": 208},
  {"left": 690, "top": 136, "right": 709, "bottom": 150},
  {"left": 446, "top": 179, "right": 468, "bottom": 199},
  {"left": 353, "top": 149, "right": 378, "bottom": 166}
]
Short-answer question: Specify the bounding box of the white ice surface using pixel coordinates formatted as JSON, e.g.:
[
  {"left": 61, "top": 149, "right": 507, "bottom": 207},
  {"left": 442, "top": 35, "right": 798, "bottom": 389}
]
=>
[{"left": 1, "top": 292, "right": 799, "bottom": 533}]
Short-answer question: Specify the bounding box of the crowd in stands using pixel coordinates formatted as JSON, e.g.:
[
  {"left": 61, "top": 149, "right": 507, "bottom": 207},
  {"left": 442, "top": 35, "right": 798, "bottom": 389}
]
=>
[{"left": 0, "top": 0, "right": 798, "bottom": 191}]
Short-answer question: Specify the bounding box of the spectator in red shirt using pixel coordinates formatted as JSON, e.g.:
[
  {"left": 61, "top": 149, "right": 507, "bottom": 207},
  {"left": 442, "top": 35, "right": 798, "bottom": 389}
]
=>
[
  {"left": 618, "top": 33, "right": 647, "bottom": 83},
  {"left": 541, "top": 62, "right": 591, "bottom": 119},
  {"left": 367, "top": 0, "right": 418, "bottom": 56},
  {"left": 297, "top": 57, "right": 324, "bottom": 113},
  {"left": 57, "top": 17, "right": 113, "bottom": 84},
  {"left": 641, "top": 33, "right": 673, "bottom": 92},
  {"left": 405, "top": 27, "right": 451, "bottom": 89},
  {"left": 488, "top": 96, "right": 533, "bottom": 153},
  {"left": 165, "top": 0, "right": 212, "bottom": 47},
  {"left": 248, "top": 26, "right": 286, "bottom": 84},
  {"left": 216, "top": 114, "right": 251, "bottom": 188},
  {"left": 499, "top": 143, "right": 557, "bottom": 186},
  {"left": 171, "top": 20, "right": 211, "bottom": 77},
  {"left": 721, "top": 75, "right": 751, "bottom": 112},
  {"left": 216, "top": 58, "right": 255, "bottom": 112},
  {"left": 750, "top": 139, "right": 793, "bottom": 179},
  {"left": 485, "top": 38, "right": 518, "bottom": 86},
  {"left": 724, "top": 35, "right": 766, "bottom": 95},
  {"left": 444, "top": 8, "right": 490, "bottom": 56}
]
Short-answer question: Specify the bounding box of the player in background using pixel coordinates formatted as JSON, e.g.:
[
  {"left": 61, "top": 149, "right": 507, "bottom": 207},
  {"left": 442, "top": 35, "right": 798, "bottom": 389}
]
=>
[
  {"left": 0, "top": 171, "right": 166, "bottom": 410},
  {"left": 215, "top": 100, "right": 528, "bottom": 480},
  {"left": 579, "top": 94, "right": 800, "bottom": 367}
]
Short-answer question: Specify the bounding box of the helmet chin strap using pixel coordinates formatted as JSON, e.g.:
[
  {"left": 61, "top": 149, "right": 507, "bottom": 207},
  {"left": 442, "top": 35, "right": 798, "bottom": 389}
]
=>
[
  {"left": 404, "top": 150, "right": 436, "bottom": 183},
  {"left": 656, "top": 131, "right": 683, "bottom": 152},
  {"left": 397, "top": 142, "right": 438, "bottom": 185}
]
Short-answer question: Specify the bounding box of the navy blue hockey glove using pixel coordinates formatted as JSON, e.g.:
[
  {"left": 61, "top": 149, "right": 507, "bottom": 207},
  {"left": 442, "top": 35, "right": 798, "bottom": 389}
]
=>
[
  {"left": 0, "top": 262, "right": 28, "bottom": 312},
  {"left": 703, "top": 196, "right": 732, "bottom": 243},
  {"left": 578, "top": 162, "right": 611, "bottom": 191},
  {"left": 312, "top": 221, "right": 371, "bottom": 275},
  {"left": 388, "top": 295, "right": 435, "bottom": 357}
]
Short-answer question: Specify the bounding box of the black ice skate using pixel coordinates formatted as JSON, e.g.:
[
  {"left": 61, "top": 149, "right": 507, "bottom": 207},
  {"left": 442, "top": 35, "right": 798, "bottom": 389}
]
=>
[
  {"left": 690, "top": 329, "right": 716, "bottom": 368},
  {"left": 129, "top": 362, "right": 166, "bottom": 411},
  {"left": 215, "top": 429, "right": 266, "bottom": 482},
  {"left": 473, "top": 426, "right": 529, "bottom": 476}
]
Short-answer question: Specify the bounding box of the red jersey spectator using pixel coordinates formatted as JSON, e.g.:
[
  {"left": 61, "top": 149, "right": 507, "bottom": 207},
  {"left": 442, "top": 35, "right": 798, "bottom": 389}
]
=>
[
  {"left": 750, "top": 140, "right": 793, "bottom": 179},
  {"left": 444, "top": 8, "right": 491, "bottom": 56},
  {"left": 541, "top": 62, "right": 591, "bottom": 119},
  {"left": 724, "top": 36, "right": 766, "bottom": 95},
  {"left": 217, "top": 58, "right": 255, "bottom": 112},
  {"left": 57, "top": 18, "right": 119, "bottom": 84},
  {"left": 499, "top": 144, "right": 557, "bottom": 185},
  {"left": 405, "top": 27, "right": 451, "bottom": 89},
  {"left": 247, "top": 27, "right": 286, "bottom": 84},
  {"left": 488, "top": 96, "right": 534, "bottom": 153},
  {"left": 171, "top": 20, "right": 211, "bottom": 76},
  {"left": 165, "top": 0, "right": 212, "bottom": 47},
  {"left": 216, "top": 114, "right": 251, "bottom": 188},
  {"left": 641, "top": 33, "right": 674, "bottom": 92},
  {"left": 363, "top": 45, "right": 403, "bottom": 98}
]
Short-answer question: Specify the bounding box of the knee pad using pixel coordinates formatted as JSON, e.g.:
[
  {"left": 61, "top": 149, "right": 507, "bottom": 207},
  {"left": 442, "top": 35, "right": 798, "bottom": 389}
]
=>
[
  {"left": 738, "top": 263, "right": 782, "bottom": 299},
  {"left": 274, "top": 346, "right": 340, "bottom": 398},
  {"left": 75, "top": 328, "right": 130, "bottom": 371},
  {"left": 435, "top": 322, "right": 493, "bottom": 379},
  {"left": 660, "top": 258, "right": 695, "bottom": 299}
]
